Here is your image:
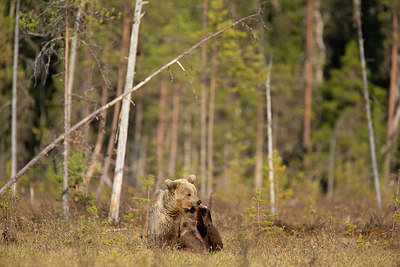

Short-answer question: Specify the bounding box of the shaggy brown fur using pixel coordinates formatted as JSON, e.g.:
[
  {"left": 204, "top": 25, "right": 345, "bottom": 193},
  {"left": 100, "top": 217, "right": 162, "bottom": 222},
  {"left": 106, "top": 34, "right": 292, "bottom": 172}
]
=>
[
  {"left": 178, "top": 217, "right": 207, "bottom": 252},
  {"left": 147, "top": 175, "right": 202, "bottom": 247},
  {"left": 195, "top": 204, "right": 223, "bottom": 251}
]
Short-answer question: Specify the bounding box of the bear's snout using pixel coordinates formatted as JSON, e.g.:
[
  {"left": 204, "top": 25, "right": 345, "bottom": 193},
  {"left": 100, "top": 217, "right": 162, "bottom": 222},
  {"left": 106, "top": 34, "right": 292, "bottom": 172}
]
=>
[{"left": 197, "top": 200, "right": 202, "bottom": 206}]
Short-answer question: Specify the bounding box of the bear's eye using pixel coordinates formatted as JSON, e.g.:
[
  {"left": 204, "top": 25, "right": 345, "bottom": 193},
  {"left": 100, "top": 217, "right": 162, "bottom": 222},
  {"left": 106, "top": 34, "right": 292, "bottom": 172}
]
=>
[{"left": 187, "top": 193, "right": 191, "bottom": 197}]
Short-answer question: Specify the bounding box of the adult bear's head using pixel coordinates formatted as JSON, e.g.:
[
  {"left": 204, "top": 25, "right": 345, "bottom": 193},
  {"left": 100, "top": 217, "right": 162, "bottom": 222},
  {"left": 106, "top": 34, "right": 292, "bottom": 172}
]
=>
[{"left": 165, "top": 175, "right": 202, "bottom": 213}]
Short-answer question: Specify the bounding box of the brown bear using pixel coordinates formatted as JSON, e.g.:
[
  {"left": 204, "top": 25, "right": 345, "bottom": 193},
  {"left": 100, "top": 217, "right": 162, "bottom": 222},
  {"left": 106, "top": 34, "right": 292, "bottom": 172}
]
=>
[
  {"left": 147, "top": 175, "right": 202, "bottom": 247},
  {"left": 177, "top": 216, "right": 207, "bottom": 252},
  {"left": 195, "top": 204, "right": 223, "bottom": 251}
]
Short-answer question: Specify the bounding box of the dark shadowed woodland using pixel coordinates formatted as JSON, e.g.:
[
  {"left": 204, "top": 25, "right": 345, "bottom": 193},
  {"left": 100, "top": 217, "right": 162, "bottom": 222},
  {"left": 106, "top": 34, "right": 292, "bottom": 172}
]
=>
[{"left": 1, "top": 0, "right": 400, "bottom": 265}]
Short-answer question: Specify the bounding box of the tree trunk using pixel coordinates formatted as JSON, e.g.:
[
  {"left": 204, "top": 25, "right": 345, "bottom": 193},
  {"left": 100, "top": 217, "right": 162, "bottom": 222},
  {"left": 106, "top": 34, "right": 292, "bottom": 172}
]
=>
[
  {"left": 155, "top": 75, "right": 168, "bottom": 189},
  {"left": 207, "top": 44, "right": 217, "bottom": 198},
  {"left": 354, "top": 0, "right": 382, "bottom": 212},
  {"left": 11, "top": 0, "right": 20, "bottom": 196},
  {"left": 168, "top": 83, "right": 180, "bottom": 178},
  {"left": 303, "top": 0, "right": 314, "bottom": 154},
  {"left": 266, "top": 56, "right": 275, "bottom": 215},
  {"left": 314, "top": 0, "right": 325, "bottom": 85},
  {"left": 109, "top": 0, "right": 143, "bottom": 223},
  {"left": 200, "top": 0, "right": 208, "bottom": 199},
  {"left": 384, "top": 6, "right": 399, "bottom": 181},
  {"left": 130, "top": 98, "right": 142, "bottom": 185},
  {"left": 63, "top": 0, "right": 70, "bottom": 220},
  {"left": 254, "top": 95, "right": 264, "bottom": 193},
  {"left": 183, "top": 114, "right": 192, "bottom": 177},
  {"left": 97, "top": 5, "right": 131, "bottom": 199}
]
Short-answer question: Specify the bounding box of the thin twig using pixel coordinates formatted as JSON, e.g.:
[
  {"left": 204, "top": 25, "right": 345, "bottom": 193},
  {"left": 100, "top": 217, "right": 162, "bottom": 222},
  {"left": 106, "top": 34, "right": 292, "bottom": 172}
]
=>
[{"left": 0, "top": 12, "right": 259, "bottom": 196}]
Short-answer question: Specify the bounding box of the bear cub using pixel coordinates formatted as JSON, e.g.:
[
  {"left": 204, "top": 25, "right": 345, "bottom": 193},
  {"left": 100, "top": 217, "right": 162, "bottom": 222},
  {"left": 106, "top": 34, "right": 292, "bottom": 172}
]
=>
[
  {"left": 196, "top": 204, "right": 223, "bottom": 251},
  {"left": 178, "top": 217, "right": 207, "bottom": 252}
]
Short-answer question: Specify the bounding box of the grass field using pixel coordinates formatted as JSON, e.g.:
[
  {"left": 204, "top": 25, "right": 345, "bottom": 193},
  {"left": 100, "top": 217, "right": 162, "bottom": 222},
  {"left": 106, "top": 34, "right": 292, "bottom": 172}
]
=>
[{"left": 1, "top": 194, "right": 400, "bottom": 266}]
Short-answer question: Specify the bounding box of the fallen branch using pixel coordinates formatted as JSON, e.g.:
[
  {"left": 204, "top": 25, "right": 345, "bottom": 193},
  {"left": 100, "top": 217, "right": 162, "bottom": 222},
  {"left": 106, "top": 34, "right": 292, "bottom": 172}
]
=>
[{"left": 0, "top": 12, "right": 259, "bottom": 197}]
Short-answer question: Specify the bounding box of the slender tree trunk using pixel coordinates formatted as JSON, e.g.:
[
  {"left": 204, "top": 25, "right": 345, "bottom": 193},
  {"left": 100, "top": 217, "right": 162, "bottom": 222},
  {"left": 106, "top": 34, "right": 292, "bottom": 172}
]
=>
[
  {"left": 303, "top": 0, "right": 314, "bottom": 154},
  {"left": 384, "top": 6, "right": 399, "bottom": 181},
  {"left": 327, "top": 129, "right": 336, "bottom": 198},
  {"left": 85, "top": 84, "right": 108, "bottom": 186},
  {"left": 314, "top": 0, "right": 325, "bottom": 85},
  {"left": 155, "top": 75, "right": 168, "bottom": 189},
  {"left": 207, "top": 44, "right": 217, "bottom": 198},
  {"left": 354, "top": 0, "right": 382, "bottom": 212},
  {"left": 63, "top": 0, "right": 70, "bottom": 220},
  {"left": 266, "top": 56, "right": 275, "bottom": 215},
  {"left": 200, "top": 0, "right": 209, "bottom": 199},
  {"left": 109, "top": 0, "right": 143, "bottom": 223},
  {"left": 11, "top": 0, "right": 20, "bottom": 196},
  {"left": 131, "top": 98, "right": 142, "bottom": 185},
  {"left": 254, "top": 95, "right": 264, "bottom": 193},
  {"left": 168, "top": 83, "right": 180, "bottom": 177},
  {"left": 97, "top": 5, "right": 131, "bottom": 199},
  {"left": 183, "top": 114, "right": 192, "bottom": 177}
]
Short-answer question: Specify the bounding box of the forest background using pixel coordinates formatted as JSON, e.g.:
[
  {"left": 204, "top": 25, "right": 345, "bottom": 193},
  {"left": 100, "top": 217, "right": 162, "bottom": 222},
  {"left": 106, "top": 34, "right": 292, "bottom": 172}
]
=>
[{"left": 0, "top": 0, "right": 399, "bottom": 232}]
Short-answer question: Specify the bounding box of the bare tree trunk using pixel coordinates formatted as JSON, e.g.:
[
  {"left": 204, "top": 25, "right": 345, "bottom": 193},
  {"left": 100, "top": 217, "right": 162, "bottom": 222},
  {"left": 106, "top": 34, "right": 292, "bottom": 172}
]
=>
[
  {"left": 384, "top": 6, "right": 398, "bottom": 181},
  {"left": 200, "top": 0, "right": 209, "bottom": 200},
  {"left": 168, "top": 83, "right": 180, "bottom": 177},
  {"left": 183, "top": 114, "right": 192, "bottom": 177},
  {"left": 266, "top": 56, "right": 275, "bottom": 215},
  {"left": 97, "top": 5, "right": 131, "bottom": 199},
  {"left": 207, "top": 44, "right": 217, "bottom": 198},
  {"left": 327, "top": 130, "right": 336, "bottom": 198},
  {"left": 11, "top": 0, "right": 20, "bottom": 196},
  {"left": 354, "top": 0, "right": 382, "bottom": 212},
  {"left": 254, "top": 95, "right": 264, "bottom": 193},
  {"left": 314, "top": 0, "right": 325, "bottom": 85},
  {"left": 131, "top": 98, "right": 142, "bottom": 184},
  {"left": 63, "top": 0, "right": 70, "bottom": 220},
  {"left": 85, "top": 84, "right": 108, "bottom": 186},
  {"left": 303, "top": 0, "right": 314, "bottom": 154},
  {"left": 0, "top": 13, "right": 259, "bottom": 196},
  {"left": 155, "top": 75, "right": 168, "bottom": 189},
  {"left": 109, "top": 0, "right": 143, "bottom": 223}
]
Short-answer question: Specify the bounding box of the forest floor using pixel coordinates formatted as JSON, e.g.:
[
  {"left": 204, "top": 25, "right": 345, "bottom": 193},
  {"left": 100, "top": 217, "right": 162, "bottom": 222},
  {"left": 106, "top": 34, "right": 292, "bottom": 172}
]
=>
[{"left": 1, "top": 195, "right": 400, "bottom": 266}]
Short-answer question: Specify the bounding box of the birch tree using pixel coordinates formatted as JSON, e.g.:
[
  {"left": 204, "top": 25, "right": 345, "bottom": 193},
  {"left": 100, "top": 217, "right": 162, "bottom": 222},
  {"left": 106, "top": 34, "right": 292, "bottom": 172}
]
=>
[
  {"left": 266, "top": 56, "right": 275, "bottom": 214},
  {"left": 353, "top": 0, "right": 382, "bottom": 212},
  {"left": 62, "top": 0, "right": 70, "bottom": 220},
  {"left": 10, "top": 0, "right": 20, "bottom": 196},
  {"left": 200, "top": 0, "right": 209, "bottom": 199},
  {"left": 109, "top": 0, "right": 144, "bottom": 223}
]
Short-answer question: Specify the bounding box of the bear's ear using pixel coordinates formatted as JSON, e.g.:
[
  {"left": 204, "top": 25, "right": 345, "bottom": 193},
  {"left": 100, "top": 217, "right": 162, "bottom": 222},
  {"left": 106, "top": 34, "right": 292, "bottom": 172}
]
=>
[
  {"left": 165, "top": 179, "right": 177, "bottom": 190},
  {"left": 187, "top": 174, "right": 196, "bottom": 184}
]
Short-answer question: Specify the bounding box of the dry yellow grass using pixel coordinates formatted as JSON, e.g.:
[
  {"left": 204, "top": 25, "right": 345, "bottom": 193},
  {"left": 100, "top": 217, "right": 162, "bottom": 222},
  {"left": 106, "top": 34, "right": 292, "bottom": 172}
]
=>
[{"left": 1, "top": 199, "right": 399, "bottom": 267}]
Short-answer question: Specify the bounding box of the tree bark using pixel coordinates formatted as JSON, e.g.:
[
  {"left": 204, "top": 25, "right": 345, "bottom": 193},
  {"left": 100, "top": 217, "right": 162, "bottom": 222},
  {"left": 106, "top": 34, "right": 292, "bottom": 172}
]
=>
[
  {"left": 266, "top": 56, "right": 275, "bottom": 215},
  {"left": 354, "top": 0, "right": 382, "bottom": 212},
  {"left": 168, "top": 83, "right": 180, "bottom": 177},
  {"left": 183, "top": 114, "right": 192, "bottom": 177},
  {"left": 254, "top": 95, "right": 264, "bottom": 193},
  {"left": 0, "top": 13, "right": 259, "bottom": 197},
  {"left": 207, "top": 44, "right": 217, "bottom": 198},
  {"left": 63, "top": 0, "right": 70, "bottom": 220},
  {"left": 303, "top": 0, "right": 314, "bottom": 153},
  {"left": 109, "top": 0, "right": 143, "bottom": 223},
  {"left": 384, "top": 6, "right": 399, "bottom": 181},
  {"left": 155, "top": 75, "right": 168, "bottom": 189},
  {"left": 11, "top": 0, "right": 20, "bottom": 196},
  {"left": 200, "top": 0, "right": 209, "bottom": 200},
  {"left": 97, "top": 5, "right": 131, "bottom": 199}
]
